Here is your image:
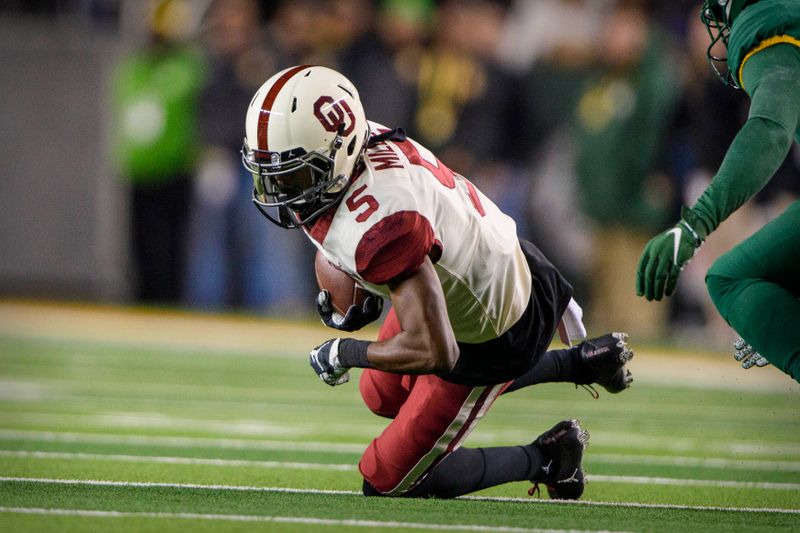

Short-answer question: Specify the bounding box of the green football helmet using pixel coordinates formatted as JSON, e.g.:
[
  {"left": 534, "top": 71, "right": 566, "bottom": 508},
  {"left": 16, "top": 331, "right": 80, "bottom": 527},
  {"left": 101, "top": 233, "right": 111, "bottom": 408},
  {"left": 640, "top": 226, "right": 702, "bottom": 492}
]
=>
[{"left": 700, "top": 0, "right": 748, "bottom": 88}]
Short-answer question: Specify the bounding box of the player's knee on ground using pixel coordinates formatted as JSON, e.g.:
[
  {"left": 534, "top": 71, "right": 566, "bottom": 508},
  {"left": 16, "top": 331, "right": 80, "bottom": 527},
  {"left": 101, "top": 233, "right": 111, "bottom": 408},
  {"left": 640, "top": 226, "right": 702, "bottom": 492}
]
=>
[
  {"left": 359, "top": 440, "right": 425, "bottom": 496},
  {"left": 362, "top": 479, "right": 385, "bottom": 497},
  {"left": 361, "top": 477, "right": 434, "bottom": 498}
]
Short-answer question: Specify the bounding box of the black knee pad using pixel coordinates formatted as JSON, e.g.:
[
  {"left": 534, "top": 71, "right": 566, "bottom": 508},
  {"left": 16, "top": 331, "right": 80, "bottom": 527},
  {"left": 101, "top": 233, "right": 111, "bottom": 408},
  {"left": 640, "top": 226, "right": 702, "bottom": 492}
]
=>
[{"left": 362, "top": 479, "right": 386, "bottom": 497}]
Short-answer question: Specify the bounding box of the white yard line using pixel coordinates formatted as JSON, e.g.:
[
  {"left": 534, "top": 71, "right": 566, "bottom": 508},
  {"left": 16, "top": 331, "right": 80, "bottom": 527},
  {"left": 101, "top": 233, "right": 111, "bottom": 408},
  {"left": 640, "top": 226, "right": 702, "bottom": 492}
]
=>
[
  {"left": 588, "top": 452, "right": 800, "bottom": 472},
  {"left": 0, "top": 412, "right": 314, "bottom": 438},
  {"left": 1, "top": 430, "right": 798, "bottom": 472},
  {"left": 5, "top": 412, "right": 800, "bottom": 457},
  {"left": 461, "top": 495, "right": 800, "bottom": 514},
  {"left": 0, "top": 476, "right": 356, "bottom": 494},
  {"left": 0, "top": 429, "right": 366, "bottom": 453},
  {"left": 585, "top": 474, "right": 799, "bottom": 491},
  {"left": 0, "top": 506, "right": 626, "bottom": 533},
  {"left": 1, "top": 478, "right": 798, "bottom": 515},
  {"left": 3, "top": 448, "right": 800, "bottom": 490},
  {"left": 0, "top": 450, "right": 358, "bottom": 471}
]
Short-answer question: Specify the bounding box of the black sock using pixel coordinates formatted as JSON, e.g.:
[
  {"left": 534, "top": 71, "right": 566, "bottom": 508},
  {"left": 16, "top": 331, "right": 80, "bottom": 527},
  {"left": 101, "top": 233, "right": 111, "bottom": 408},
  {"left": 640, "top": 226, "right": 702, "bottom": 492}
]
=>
[
  {"left": 399, "top": 445, "right": 544, "bottom": 499},
  {"left": 504, "top": 347, "right": 581, "bottom": 393}
]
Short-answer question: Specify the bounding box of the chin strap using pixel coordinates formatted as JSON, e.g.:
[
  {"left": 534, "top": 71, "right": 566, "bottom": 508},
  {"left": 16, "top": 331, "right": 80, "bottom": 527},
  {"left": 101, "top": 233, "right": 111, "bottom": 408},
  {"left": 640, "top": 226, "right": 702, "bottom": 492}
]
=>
[{"left": 368, "top": 127, "right": 407, "bottom": 146}]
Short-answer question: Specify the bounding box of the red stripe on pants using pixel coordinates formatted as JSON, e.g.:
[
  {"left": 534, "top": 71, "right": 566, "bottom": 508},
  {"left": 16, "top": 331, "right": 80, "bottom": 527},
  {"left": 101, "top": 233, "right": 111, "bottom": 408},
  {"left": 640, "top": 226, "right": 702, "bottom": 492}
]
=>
[
  {"left": 359, "top": 308, "right": 507, "bottom": 494},
  {"left": 359, "top": 371, "right": 494, "bottom": 494}
]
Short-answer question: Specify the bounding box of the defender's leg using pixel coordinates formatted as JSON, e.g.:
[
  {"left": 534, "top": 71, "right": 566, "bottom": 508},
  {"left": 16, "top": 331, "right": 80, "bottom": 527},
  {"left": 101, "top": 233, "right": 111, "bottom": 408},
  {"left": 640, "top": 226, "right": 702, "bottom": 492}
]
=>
[{"left": 706, "top": 200, "right": 800, "bottom": 382}]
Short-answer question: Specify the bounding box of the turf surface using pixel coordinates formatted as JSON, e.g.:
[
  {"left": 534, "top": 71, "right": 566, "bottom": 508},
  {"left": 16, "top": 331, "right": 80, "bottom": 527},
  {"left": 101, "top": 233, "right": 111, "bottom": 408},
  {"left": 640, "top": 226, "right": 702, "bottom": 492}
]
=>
[{"left": 0, "top": 302, "right": 798, "bottom": 532}]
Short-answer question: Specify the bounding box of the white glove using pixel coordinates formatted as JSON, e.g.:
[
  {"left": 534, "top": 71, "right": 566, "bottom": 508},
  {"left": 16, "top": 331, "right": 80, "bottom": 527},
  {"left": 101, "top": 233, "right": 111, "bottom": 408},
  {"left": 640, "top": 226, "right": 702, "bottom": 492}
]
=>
[{"left": 558, "top": 297, "right": 587, "bottom": 347}]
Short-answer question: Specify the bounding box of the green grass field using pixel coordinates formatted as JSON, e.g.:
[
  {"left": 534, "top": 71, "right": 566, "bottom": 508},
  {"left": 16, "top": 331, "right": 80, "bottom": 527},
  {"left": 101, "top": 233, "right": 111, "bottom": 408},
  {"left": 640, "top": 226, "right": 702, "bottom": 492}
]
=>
[{"left": 0, "top": 301, "right": 798, "bottom": 532}]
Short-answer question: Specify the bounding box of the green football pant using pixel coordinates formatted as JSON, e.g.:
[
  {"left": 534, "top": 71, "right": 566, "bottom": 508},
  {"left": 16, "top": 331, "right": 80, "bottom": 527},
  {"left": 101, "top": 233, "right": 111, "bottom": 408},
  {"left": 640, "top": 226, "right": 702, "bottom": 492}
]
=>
[{"left": 705, "top": 200, "right": 800, "bottom": 382}]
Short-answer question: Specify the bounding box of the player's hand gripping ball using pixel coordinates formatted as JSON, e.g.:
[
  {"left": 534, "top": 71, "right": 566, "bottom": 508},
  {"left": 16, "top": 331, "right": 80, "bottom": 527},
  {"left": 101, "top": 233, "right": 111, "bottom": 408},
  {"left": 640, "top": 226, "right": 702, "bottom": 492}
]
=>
[{"left": 315, "top": 250, "right": 383, "bottom": 331}]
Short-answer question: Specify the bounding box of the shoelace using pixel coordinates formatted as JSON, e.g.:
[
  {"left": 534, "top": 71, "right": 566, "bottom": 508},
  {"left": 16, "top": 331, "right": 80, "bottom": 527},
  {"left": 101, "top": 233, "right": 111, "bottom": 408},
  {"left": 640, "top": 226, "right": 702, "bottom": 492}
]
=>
[
  {"left": 575, "top": 383, "right": 599, "bottom": 399},
  {"left": 528, "top": 474, "right": 589, "bottom": 498}
]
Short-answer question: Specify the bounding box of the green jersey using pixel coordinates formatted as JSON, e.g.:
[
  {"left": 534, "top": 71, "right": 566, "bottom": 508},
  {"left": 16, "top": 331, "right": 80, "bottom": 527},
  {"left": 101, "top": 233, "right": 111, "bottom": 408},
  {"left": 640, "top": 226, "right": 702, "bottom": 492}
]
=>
[
  {"left": 690, "top": 0, "right": 800, "bottom": 235},
  {"left": 573, "top": 35, "right": 680, "bottom": 232},
  {"left": 727, "top": 0, "right": 800, "bottom": 93},
  {"left": 640, "top": 0, "right": 800, "bottom": 383}
]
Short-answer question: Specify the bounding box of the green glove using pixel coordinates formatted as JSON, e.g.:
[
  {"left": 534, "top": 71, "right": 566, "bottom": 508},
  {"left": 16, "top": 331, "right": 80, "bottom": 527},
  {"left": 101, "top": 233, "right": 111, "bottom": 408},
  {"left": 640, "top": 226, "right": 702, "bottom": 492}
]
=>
[{"left": 636, "top": 207, "right": 707, "bottom": 301}]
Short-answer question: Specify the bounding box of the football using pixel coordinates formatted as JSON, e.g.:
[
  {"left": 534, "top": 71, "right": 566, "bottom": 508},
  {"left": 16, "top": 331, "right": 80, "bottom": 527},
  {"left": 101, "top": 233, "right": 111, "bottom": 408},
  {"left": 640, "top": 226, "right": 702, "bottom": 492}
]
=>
[{"left": 314, "top": 250, "right": 369, "bottom": 315}]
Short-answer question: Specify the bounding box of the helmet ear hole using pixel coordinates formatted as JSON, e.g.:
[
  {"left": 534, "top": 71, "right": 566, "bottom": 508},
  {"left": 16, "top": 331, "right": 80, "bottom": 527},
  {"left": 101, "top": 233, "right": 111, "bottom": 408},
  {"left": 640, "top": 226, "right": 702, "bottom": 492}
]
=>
[{"left": 243, "top": 65, "right": 368, "bottom": 228}]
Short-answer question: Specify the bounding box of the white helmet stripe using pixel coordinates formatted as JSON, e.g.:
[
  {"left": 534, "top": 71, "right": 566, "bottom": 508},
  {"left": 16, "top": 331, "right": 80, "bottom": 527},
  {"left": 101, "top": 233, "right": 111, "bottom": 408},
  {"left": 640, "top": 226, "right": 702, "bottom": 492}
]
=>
[{"left": 256, "top": 64, "right": 312, "bottom": 151}]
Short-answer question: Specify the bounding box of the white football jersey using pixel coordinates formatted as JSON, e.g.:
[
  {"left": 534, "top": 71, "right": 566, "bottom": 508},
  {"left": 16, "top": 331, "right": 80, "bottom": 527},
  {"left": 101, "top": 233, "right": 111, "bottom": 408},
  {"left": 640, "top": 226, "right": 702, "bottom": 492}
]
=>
[{"left": 304, "top": 122, "right": 532, "bottom": 344}]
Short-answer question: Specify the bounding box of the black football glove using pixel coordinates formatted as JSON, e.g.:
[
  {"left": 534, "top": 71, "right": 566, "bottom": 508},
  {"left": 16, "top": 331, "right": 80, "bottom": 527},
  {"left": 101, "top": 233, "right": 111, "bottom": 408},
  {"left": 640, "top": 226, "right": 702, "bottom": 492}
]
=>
[
  {"left": 309, "top": 338, "right": 350, "bottom": 386},
  {"left": 316, "top": 289, "right": 384, "bottom": 332}
]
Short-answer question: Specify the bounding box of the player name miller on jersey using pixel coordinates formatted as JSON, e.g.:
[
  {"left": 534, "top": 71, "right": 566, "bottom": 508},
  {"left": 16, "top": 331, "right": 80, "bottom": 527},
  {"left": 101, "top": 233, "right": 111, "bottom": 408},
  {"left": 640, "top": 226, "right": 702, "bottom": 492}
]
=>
[
  {"left": 304, "top": 122, "right": 533, "bottom": 344},
  {"left": 369, "top": 142, "right": 403, "bottom": 171}
]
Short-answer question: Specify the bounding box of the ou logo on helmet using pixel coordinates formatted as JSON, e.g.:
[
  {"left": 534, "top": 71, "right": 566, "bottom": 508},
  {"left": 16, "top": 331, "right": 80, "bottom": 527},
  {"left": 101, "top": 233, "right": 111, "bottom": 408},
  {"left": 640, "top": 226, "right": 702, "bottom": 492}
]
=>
[{"left": 313, "top": 96, "right": 355, "bottom": 136}]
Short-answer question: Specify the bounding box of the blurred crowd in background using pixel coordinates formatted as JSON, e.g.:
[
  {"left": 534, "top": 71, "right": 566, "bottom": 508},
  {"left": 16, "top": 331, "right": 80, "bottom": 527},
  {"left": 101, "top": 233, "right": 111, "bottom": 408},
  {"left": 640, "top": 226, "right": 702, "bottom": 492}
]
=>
[{"left": 4, "top": 0, "right": 799, "bottom": 346}]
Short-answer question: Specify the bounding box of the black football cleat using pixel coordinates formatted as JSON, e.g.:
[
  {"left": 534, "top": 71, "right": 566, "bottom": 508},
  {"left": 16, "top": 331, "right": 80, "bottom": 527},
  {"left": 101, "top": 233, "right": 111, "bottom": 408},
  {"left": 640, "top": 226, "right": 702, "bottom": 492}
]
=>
[
  {"left": 733, "top": 337, "right": 770, "bottom": 369},
  {"left": 577, "top": 332, "right": 633, "bottom": 394},
  {"left": 531, "top": 419, "right": 589, "bottom": 500}
]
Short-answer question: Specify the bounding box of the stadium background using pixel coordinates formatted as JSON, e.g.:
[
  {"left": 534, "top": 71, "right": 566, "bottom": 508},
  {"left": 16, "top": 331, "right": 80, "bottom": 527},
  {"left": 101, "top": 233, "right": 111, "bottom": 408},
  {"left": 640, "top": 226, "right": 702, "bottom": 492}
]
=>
[
  {"left": 0, "top": 0, "right": 798, "bottom": 350},
  {"left": 0, "top": 2, "right": 798, "bottom": 530}
]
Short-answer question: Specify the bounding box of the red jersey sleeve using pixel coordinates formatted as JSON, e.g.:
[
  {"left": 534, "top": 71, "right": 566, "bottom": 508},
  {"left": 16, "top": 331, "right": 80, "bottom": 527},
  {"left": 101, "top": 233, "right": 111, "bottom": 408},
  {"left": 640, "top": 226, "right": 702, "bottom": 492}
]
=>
[{"left": 355, "top": 211, "right": 435, "bottom": 285}]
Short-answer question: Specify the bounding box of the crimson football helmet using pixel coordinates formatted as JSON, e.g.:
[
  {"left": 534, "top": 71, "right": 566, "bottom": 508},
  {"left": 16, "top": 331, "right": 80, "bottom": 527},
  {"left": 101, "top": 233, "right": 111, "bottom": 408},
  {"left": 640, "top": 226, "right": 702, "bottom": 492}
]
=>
[{"left": 242, "top": 65, "right": 369, "bottom": 228}]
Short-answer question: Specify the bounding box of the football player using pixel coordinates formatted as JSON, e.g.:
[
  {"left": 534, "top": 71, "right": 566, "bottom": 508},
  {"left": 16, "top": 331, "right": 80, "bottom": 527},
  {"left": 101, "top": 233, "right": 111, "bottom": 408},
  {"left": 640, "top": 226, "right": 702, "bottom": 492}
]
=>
[
  {"left": 242, "top": 65, "right": 633, "bottom": 499},
  {"left": 636, "top": 0, "right": 800, "bottom": 382}
]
